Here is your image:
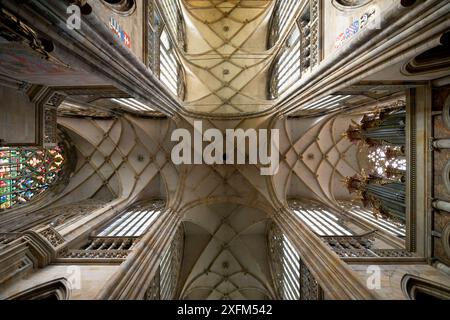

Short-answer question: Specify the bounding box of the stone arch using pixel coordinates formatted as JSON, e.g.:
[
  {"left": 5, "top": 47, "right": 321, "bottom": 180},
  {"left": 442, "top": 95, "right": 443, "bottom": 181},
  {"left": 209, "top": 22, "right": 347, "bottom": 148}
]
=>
[
  {"left": 401, "top": 274, "right": 450, "bottom": 300},
  {"left": 8, "top": 278, "right": 71, "bottom": 300}
]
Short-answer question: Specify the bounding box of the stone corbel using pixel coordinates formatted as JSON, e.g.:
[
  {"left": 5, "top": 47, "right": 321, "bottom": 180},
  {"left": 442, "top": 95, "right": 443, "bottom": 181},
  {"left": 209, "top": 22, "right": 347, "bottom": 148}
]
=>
[{"left": 22, "top": 225, "right": 67, "bottom": 267}]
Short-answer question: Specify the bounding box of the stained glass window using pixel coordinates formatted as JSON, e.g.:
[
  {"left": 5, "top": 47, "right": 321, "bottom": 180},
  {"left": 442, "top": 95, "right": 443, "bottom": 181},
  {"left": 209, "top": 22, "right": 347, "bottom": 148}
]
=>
[
  {"left": 0, "top": 146, "right": 65, "bottom": 211},
  {"left": 367, "top": 145, "right": 406, "bottom": 179}
]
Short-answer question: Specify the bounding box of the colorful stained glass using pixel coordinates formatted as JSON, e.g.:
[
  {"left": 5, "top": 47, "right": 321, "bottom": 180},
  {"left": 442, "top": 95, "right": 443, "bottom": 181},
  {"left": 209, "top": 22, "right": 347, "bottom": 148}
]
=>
[{"left": 0, "top": 146, "right": 65, "bottom": 211}]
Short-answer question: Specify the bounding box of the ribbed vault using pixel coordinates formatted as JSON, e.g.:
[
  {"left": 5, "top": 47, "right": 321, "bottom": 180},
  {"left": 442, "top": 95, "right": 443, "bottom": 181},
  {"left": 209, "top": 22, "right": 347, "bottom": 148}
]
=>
[
  {"left": 179, "top": 202, "right": 275, "bottom": 300},
  {"left": 272, "top": 114, "right": 363, "bottom": 208},
  {"left": 179, "top": 0, "right": 277, "bottom": 115}
]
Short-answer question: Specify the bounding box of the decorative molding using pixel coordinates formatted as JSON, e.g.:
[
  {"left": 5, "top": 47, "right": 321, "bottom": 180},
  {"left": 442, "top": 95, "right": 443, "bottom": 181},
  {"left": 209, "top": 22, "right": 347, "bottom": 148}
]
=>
[
  {"left": 0, "top": 233, "right": 21, "bottom": 246},
  {"left": 371, "top": 249, "right": 415, "bottom": 257},
  {"left": 43, "top": 92, "right": 66, "bottom": 147},
  {"left": 0, "top": 6, "right": 55, "bottom": 60},
  {"left": 443, "top": 223, "right": 450, "bottom": 259},
  {"left": 0, "top": 239, "right": 34, "bottom": 285},
  {"left": 406, "top": 88, "right": 417, "bottom": 252},
  {"left": 299, "top": 259, "right": 324, "bottom": 300},
  {"left": 58, "top": 236, "right": 138, "bottom": 263},
  {"left": 7, "top": 278, "right": 71, "bottom": 300},
  {"left": 145, "top": 267, "right": 161, "bottom": 300},
  {"left": 61, "top": 249, "right": 130, "bottom": 260},
  {"left": 401, "top": 274, "right": 450, "bottom": 300},
  {"left": 38, "top": 227, "right": 65, "bottom": 248}
]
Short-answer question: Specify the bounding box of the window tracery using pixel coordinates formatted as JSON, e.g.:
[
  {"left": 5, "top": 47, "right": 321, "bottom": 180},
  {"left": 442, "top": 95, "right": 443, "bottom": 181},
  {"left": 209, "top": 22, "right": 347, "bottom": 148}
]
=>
[
  {"left": 147, "top": 1, "right": 185, "bottom": 99},
  {"left": 268, "top": 222, "right": 299, "bottom": 300},
  {"left": 269, "top": 1, "right": 321, "bottom": 99},
  {"left": 338, "top": 201, "right": 405, "bottom": 238},
  {"left": 146, "top": 225, "right": 184, "bottom": 300},
  {"left": 159, "top": 0, "right": 186, "bottom": 51},
  {"left": 289, "top": 200, "right": 353, "bottom": 236},
  {"left": 97, "top": 200, "right": 165, "bottom": 237},
  {"left": 367, "top": 145, "right": 406, "bottom": 181},
  {"left": 60, "top": 201, "right": 165, "bottom": 261},
  {"left": 0, "top": 145, "right": 65, "bottom": 211},
  {"left": 268, "top": 222, "right": 323, "bottom": 300},
  {"left": 159, "top": 225, "right": 184, "bottom": 300},
  {"left": 268, "top": 0, "right": 302, "bottom": 48}
]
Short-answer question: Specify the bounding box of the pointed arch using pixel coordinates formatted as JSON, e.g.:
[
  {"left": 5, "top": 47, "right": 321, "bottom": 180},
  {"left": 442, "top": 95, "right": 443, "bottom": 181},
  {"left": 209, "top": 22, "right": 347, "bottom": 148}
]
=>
[{"left": 8, "top": 278, "right": 71, "bottom": 300}]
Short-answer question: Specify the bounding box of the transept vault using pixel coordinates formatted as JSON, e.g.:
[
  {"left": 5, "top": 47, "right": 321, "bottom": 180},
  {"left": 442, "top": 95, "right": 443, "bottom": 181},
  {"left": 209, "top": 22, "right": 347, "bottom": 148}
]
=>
[{"left": 0, "top": 0, "right": 449, "bottom": 302}]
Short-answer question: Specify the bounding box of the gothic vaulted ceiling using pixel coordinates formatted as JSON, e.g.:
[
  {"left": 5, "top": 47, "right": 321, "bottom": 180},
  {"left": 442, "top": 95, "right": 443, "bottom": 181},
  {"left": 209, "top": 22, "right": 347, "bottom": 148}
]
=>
[{"left": 180, "top": 0, "right": 277, "bottom": 116}]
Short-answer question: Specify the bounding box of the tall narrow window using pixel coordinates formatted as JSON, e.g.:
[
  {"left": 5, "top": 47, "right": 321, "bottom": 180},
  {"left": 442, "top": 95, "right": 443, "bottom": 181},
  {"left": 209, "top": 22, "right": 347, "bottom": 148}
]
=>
[
  {"left": 159, "top": 0, "right": 185, "bottom": 51},
  {"left": 339, "top": 201, "right": 405, "bottom": 238},
  {"left": 147, "top": 2, "right": 184, "bottom": 98},
  {"left": 97, "top": 202, "right": 164, "bottom": 237},
  {"left": 276, "top": 27, "right": 301, "bottom": 95},
  {"left": 159, "top": 28, "right": 179, "bottom": 96},
  {"left": 269, "top": 1, "right": 321, "bottom": 98},
  {"left": 289, "top": 200, "right": 353, "bottom": 236},
  {"left": 269, "top": 26, "right": 300, "bottom": 98},
  {"left": 268, "top": 0, "right": 302, "bottom": 47},
  {"left": 159, "top": 225, "right": 184, "bottom": 300},
  {"left": 0, "top": 146, "right": 65, "bottom": 211},
  {"left": 268, "top": 222, "right": 323, "bottom": 300},
  {"left": 268, "top": 223, "right": 300, "bottom": 300},
  {"left": 61, "top": 201, "right": 165, "bottom": 260}
]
